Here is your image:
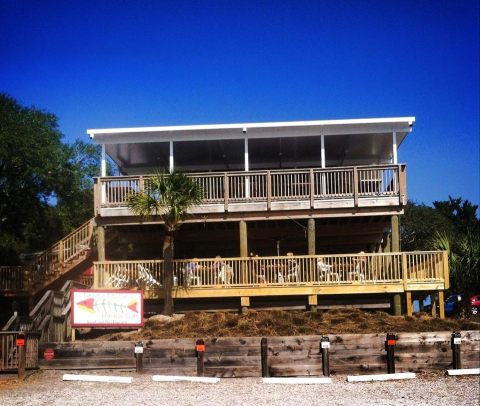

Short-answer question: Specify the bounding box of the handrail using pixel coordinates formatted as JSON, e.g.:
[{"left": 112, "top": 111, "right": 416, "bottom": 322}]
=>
[
  {"left": 0, "top": 218, "right": 95, "bottom": 295},
  {"left": 96, "top": 164, "right": 406, "bottom": 211},
  {"left": 93, "top": 250, "right": 447, "bottom": 291}
]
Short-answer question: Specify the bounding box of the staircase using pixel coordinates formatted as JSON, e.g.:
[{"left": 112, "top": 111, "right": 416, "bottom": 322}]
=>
[
  {"left": 0, "top": 218, "right": 96, "bottom": 297},
  {"left": 2, "top": 280, "right": 84, "bottom": 343}
]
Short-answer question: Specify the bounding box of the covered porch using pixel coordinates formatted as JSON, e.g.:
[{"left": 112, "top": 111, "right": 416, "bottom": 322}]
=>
[{"left": 92, "top": 251, "right": 449, "bottom": 317}]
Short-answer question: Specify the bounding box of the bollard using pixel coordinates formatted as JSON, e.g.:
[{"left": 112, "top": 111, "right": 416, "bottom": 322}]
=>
[
  {"left": 451, "top": 332, "right": 462, "bottom": 370},
  {"left": 261, "top": 337, "right": 269, "bottom": 377},
  {"left": 16, "top": 333, "right": 26, "bottom": 380},
  {"left": 196, "top": 339, "right": 205, "bottom": 377},
  {"left": 385, "top": 333, "right": 397, "bottom": 374},
  {"left": 320, "top": 336, "right": 330, "bottom": 377},
  {"left": 134, "top": 341, "right": 143, "bottom": 372}
]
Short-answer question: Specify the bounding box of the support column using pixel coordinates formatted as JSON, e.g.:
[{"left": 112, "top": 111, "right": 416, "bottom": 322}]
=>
[
  {"left": 406, "top": 291, "right": 413, "bottom": 316},
  {"left": 94, "top": 225, "right": 106, "bottom": 289},
  {"left": 438, "top": 291, "right": 445, "bottom": 319},
  {"left": 431, "top": 294, "right": 437, "bottom": 318},
  {"left": 239, "top": 221, "right": 248, "bottom": 284},
  {"left": 308, "top": 295, "right": 318, "bottom": 312},
  {"left": 239, "top": 221, "right": 248, "bottom": 257},
  {"left": 392, "top": 294, "right": 402, "bottom": 316},
  {"left": 392, "top": 131, "right": 397, "bottom": 164},
  {"left": 307, "top": 219, "right": 315, "bottom": 255},
  {"left": 391, "top": 215, "right": 400, "bottom": 252},
  {"left": 169, "top": 140, "right": 174, "bottom": 173}
]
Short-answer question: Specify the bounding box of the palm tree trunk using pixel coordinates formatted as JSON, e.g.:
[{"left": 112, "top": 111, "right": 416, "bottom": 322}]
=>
[{"left": 162, "top": 230, "right": 175, "bottom": 316}]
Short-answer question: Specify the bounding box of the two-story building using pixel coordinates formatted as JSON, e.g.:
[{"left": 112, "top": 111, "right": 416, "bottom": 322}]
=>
[{"left": 85, "top": 117, "right": 448, "bottom": 315}]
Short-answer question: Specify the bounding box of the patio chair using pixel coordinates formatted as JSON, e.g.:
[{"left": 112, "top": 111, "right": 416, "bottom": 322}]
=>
[
  {"left": 317, "top": 260, "right": 339, "bottom": 282},
  {"left": 217, "top": 264, "right": 234, "bottom": 285},
  {"left": 186, "top": 267, "right": 201, "bottom": 286},
  {"left": 136, "top": 264, "right": 161, "bottom": 288},
  {"left": 286, "top": 260, "right": 300, "bottom": 282}
]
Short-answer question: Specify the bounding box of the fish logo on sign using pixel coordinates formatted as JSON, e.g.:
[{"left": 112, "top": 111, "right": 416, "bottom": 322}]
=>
[{"left": 77, "top": 297, "right": 139, "bottom": 314}]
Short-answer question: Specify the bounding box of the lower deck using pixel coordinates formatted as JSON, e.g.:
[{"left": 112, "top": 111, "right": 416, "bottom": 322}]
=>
[{"left": 93, "top": 251, "right": 448, "bottom": 315}]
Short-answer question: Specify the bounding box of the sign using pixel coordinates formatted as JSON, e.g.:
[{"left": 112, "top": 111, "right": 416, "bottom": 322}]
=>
[
  {"left": 321, "top": 341, "right": 330, "bottom": 349},
  {"left": 16, "top": 338, "right": 25, "bottom": 347},
  {"left": 71, "top": 289, "right": 144, "bottom": 327},
  {"left": 453, "top": 337, "right": 461, "bottom": 345},
  {"left": 134, "top": 346, "right": 144, "bottom": 354},
  {"left": 196, "top": 344, "right": 206, "bottom": 352},
  {"left": 387, "top": 339, "right": 396, "bottom": 346},
  {"left": 44, "top": 348, "right": 55, "bottom": 360}
]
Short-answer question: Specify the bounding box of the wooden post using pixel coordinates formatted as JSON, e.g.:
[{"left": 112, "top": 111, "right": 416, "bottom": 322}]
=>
[
  {"left": 266, "top": 171, "right": 271, "bottom": 210},
  {"left": 309, "top": 168, "right": 315, "bottom": 208},
  {"left": 96, "top": 225, "right": 106, "bottom": 262},
  {"left": 431, "top": 294, "right": 437, "bottom": 318},
  {"left": 391, "top": 215, "right": 400, "bottom": 252},
  {"left": 241, "top": 296, "right": 250, "bottom": 313},
  {"left": 239, "top": 221, "right": 248, "bottom": 284},
  {"left": 17, "top": 333, "right": 26, "bottom": 380},
  {"left": 320, "top": 336, "right": 330, "bottom": 377},
  {"left": 406, "top": 291, "right": 413, "bottom": 316},
  {"left": 451, "top": 332, "right": 461, "bottom": 369},
  {"left": 307, "top": 219, "right": 315, "bottom": 255},
  {"left": 353, "top": 167, "right": 359, "bottom": 207},
  {"left": 134, "top": 341, "right": 143, "bottom": 373},
  {"left": 392, "top": 294, "right": 402, "bottom": 316},
  {"left": 196, "top": 339, "right": 205, "bottom": 377},
  {"left": 385, "top": 333, "right": 397, "bottom": 374},
  {"left": 308, "top": 295, "right": 317, "bottom": 312},
  {"left": 438, "top": 291, "right": 445, "bottom": 319},
  {"left": 224, "top": 173, "right": 229, "bottom": 212},
  {"left": 261, "top": 338, "right": 269, "bottom": 377}
]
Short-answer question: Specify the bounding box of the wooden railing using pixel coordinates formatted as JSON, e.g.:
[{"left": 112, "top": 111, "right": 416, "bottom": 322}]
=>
[
  {"left": 93, "top": 251, "right": 446, "bottom": 293},
  {"left": 0, "top": 219, "right": 95, "bottom": 295},
  {"left": 2, "top": 280, "right": 86, "bottom": 343},
  {"left": 0, "top": 331, "right": 40, "bottom": 371},
  {"left": 0, "top": 266, "right": 25, "bottom": 292},
  {"left": 95, "top": 164, "right": 407, "bottom": 212}
]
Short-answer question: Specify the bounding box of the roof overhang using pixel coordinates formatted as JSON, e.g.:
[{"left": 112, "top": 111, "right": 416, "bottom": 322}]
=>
[
  {"left": 87, "top": 117, "right": 415, "bottom": 174},
  {"left": 88, "top": 117, "right": 415, "bottom": 144}
]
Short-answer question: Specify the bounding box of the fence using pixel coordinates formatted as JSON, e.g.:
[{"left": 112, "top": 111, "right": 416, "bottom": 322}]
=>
[
  {"left": 93, "top": 251, "right": 446, "bottom": 292},
  {"left": 0, "top": 331, "right": 40, "bottom": 371},
  {"left": 96, "top": 164, "right": 406, "bottom": 210}
]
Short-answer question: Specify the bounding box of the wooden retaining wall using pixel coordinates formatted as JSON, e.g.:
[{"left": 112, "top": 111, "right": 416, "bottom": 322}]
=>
[{"left": 38, "top": 331, "right": 479, "bottom": 377}]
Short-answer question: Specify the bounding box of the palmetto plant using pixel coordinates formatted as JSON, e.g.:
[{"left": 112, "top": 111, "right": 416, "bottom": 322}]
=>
[{"left": 128, "top": 171, "right": 203, "bottom": 315}]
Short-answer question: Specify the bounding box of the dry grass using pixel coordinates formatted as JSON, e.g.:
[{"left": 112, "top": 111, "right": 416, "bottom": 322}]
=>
[{"left": 94, "top": 309, "right": 480, "bottom": 341}]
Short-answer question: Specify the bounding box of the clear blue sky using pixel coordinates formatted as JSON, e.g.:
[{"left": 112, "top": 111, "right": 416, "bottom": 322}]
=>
[{"left": 1, "top": 0, "right": 478, "bottom": 206}]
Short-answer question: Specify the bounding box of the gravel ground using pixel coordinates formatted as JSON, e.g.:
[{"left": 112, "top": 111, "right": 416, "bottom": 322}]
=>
[{"left": 1, "top": 370, "right": 479, "bottom": 406}]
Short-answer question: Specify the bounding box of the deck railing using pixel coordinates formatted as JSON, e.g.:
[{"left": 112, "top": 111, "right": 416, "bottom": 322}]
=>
[
  {"left": 0, "top": 219, "right": 95, "bottom": 295},
  {"left": 93, "top": 251, "right": 446, "bottom": 293},
  {"left": 95, "top": 164, "right": 407, "bottom": 212},
  {"left": 0, "top": 331, "right": 40, "bottom": 371}
]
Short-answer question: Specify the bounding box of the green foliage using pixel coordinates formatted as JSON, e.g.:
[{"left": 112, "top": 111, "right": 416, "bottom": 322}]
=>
[
  {"left": 128, "top": 171, "right": 203, "bottom": 231},
  {"left": 0, "top": 93, "right": 102, "bottom": 264},
  {"left": 403, "top": 197, "right": 480, "bottom": 295}
]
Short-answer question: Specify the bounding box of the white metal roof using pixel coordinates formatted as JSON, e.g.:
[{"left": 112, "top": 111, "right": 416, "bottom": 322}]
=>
[{"left": 87, "top": 117, "right": 415, "bottom": 144}]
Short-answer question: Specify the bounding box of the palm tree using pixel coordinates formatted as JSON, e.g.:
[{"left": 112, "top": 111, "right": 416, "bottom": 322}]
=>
[{"left": 128, "top": 171, "right": 203, "bottom": 315}]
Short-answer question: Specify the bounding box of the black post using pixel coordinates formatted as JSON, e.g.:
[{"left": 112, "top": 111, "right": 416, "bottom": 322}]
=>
[
  {"left": 451, "top": 332, "right": 462, "bottom": 370},
  {"left": 17, "top": 333, "right": 26, "bottom": 380},
  {"left": 134, "top": 341, "right": 143, "bottom": 372},
  {"left": 196, "top": 339, "right": 205, "bottom": 377},
  {"left": 320, "top": 336, "right": 330, "bottom": 377},
  {"left": 385, "top": 333, "right": 397, "bottom": 374},
  {"left": 261, "top": 337, "right": 269, "bottom": 377}
]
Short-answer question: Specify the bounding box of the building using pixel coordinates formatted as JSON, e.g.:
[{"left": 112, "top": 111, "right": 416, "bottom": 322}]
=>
[
  {"left": 87, "top": 117, "right": 448, "bottom": 315},
  {"left": 0, "top": 117, "right": 449, "bottom": 319}
]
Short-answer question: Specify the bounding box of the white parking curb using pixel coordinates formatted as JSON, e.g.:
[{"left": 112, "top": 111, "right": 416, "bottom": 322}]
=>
[
  {"left": 263, "top": 377, "right": 332, "bottom": 384},
  {"left": 347, "top": 372, "right": 416, "bottom": 382},
  {"left": 152, "top": 375, "right": 220, "bottom": 383},
  {"left": 62, "top": 374, "right": 132, "bottom": 383},
  {"left": 447, "top": 368, "right": 480, "bottom": 376}
]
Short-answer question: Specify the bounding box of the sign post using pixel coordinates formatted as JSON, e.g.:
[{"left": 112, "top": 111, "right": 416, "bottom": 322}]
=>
[{"left": 17, "top": 333, "right": 26, "bottom": 380}]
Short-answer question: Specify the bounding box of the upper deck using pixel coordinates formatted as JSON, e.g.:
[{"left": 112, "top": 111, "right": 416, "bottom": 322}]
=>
[{"left": 89, "top": 117, "right": 413, "bottom": 222}]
